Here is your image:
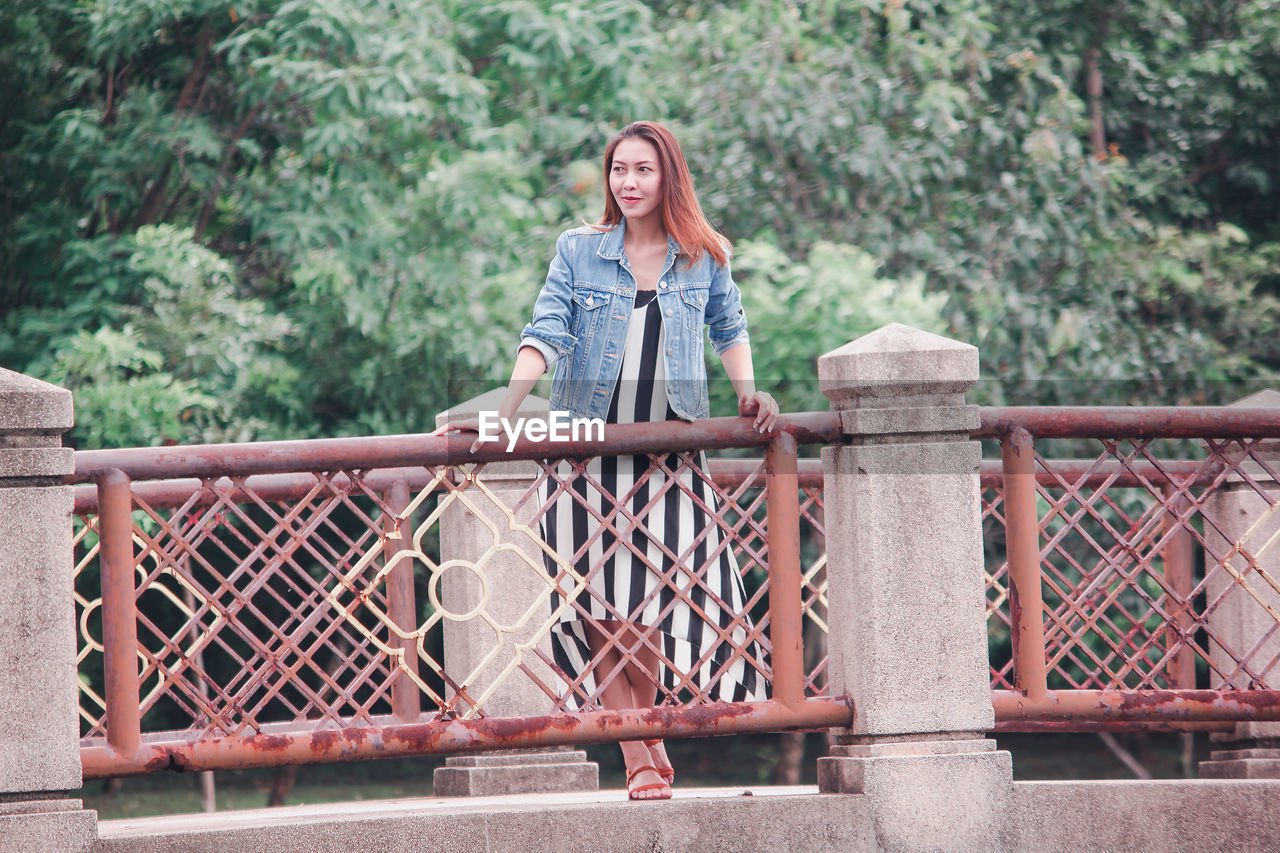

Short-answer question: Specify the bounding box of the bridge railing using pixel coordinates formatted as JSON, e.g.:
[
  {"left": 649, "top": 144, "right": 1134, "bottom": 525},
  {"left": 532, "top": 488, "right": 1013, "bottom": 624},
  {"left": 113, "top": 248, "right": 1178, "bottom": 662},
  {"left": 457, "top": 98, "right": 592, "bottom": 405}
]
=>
[
  {"left": 979, "top": 405, "right": 1280, "bottom": 731},
  {"left": 69, "top": 413, "right": 847, "bottom": 778},
  {"left": 67, "top": 401, "right": 1280, "bottom": 779}
]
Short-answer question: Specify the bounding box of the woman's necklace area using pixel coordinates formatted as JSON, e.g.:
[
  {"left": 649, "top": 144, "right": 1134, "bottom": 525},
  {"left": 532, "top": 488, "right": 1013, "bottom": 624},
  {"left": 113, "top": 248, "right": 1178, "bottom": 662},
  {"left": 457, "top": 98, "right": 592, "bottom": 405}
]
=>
[{"left": 625, "top": 234, "right": 668, "bottom": 292}]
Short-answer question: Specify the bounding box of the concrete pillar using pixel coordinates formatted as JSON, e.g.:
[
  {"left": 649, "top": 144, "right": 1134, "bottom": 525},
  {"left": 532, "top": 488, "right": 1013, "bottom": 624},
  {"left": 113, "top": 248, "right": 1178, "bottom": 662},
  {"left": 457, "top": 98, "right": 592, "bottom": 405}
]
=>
[
  {"left": 0, "top": 369, "right": 97, "bottom": 851},
  {"left": 1200, "top": 390, "right": 1280, "bottom": 779},
  {"left": 813, "top": 325, "right": 1011, "bottom": 850},
  {"left": 430, "top": 388, "right": 597, "bottom": 796}
]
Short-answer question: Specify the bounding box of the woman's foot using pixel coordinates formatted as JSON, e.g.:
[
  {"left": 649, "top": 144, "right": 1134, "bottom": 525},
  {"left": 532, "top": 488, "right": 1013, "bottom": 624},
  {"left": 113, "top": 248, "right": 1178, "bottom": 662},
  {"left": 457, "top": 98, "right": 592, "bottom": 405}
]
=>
[
  {"left": 643, "top": 739, "right": 674, "bottom": 786},
  {"left": 626, "top": 764, "right": 671, "bottom": 800},
  {"left": 622, "top": 741, "right": 671, "bottom": 800}
]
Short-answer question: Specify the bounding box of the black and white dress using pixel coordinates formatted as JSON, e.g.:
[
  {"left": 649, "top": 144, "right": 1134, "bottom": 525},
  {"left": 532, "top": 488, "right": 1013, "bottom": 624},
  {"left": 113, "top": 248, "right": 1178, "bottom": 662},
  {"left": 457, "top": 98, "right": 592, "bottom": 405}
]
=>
[{"left": 540, "top": 289, "right": 767, "bottom": 708}]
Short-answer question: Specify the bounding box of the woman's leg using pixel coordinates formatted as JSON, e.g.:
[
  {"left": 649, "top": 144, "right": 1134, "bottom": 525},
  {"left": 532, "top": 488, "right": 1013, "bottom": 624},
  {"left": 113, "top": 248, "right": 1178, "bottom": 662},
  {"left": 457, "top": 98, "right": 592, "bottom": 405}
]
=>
[
  {"left": 585, "top": 620, "right": 670, "bottom": 799},
  {"left": 622, "top": 630, "right": 674, "bottom": 783}
]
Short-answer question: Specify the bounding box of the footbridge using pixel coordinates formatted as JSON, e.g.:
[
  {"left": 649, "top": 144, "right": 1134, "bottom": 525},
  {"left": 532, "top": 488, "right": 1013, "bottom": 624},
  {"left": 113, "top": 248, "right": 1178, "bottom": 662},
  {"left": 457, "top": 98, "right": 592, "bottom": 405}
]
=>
[{"left": 3, "top": 324, "right": 1280, "bottom": 851}]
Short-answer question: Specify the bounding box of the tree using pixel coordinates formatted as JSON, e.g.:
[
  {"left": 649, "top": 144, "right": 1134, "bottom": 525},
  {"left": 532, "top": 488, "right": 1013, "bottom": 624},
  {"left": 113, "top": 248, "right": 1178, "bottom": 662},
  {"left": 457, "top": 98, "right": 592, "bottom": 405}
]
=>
[{"left": 4, "top": 0, "right": 1278, "bottom": 453}]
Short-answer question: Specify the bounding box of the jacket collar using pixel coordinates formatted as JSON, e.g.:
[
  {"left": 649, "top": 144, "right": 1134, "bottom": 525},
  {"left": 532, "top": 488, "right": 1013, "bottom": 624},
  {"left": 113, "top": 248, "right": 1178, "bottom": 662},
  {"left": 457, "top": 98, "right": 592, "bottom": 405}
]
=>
[
  {"left": 597, "top": 218, "right": 680, "bottom": 263},
  {"left": 597, "top": 220, "right": 626, "bottom": 260}
]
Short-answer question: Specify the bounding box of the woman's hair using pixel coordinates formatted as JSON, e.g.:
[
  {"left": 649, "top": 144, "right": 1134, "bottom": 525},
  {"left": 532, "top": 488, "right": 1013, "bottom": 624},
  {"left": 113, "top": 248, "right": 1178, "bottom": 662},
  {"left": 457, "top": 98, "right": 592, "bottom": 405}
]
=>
[{"left": 598, "top": 121, "right": 729, "bottom": 267}]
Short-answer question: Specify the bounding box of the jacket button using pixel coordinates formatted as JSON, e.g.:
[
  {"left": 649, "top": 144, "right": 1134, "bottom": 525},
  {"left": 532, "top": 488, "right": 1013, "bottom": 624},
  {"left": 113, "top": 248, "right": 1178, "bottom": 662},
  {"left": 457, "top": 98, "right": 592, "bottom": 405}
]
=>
[
  {"left": 666, "top": 348, "right": 674, "bottom": 356},
  {"left": 665, "top": 309, "right": 673, "bottom": 317}
]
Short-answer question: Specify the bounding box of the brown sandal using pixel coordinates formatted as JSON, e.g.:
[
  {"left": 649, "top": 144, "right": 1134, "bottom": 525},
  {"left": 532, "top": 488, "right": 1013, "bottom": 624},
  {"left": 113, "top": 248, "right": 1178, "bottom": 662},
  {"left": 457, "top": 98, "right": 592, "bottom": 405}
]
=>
[
  {"left": 626, "top": 764, "right": 672, "bottom": 801},
  {"left": 642, "top": 739, "right": 675, "bottom": 786}
]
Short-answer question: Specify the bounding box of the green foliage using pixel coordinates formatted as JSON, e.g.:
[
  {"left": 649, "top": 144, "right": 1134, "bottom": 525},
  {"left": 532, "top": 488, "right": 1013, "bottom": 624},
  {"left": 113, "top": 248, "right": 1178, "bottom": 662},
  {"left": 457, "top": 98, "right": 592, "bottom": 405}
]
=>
[
  {"left": 718, "top": 239, "right": 947, "bottom": 414},
  {"left": 36, "top": 225, "right": 299, "bottom": 445},
  {"left": 3, "top": 0, "right": 1279, "bottom": 450},
  {"left": 44, "top": 326, "right": 220, "bottom": 448},
  {"left": 659, "top": 0, "right": 1280, "bottom": 404}
]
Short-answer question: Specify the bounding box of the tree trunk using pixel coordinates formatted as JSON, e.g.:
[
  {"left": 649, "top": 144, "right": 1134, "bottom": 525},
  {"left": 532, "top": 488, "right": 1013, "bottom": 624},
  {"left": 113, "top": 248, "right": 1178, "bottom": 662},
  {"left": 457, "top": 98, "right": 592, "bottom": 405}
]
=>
[
  {"left": 266, "top": 764, "right": 298, "bottom": 807},
  {"left": 774, "top": 732, "right": 805, "bottom": 785},
  {"left": 1085, "top": 45, "right": 1105, "bottom": 160},
  {"left": 132, "top": 27, "right": 212, "bottom": 230}
]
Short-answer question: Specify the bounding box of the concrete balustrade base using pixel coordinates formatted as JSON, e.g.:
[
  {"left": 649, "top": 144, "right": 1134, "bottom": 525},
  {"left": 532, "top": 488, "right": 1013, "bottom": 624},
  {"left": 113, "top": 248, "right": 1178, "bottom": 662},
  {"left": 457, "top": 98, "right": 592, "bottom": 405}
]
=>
[
  {"left": 1200, "top": 746, "right": 1280, "bottom": 779},
  {"left": 818, "top": 738, "right": 1013, "bottom": 851},
  {"left": 1001, "top": 779, "right": 1280, "bottom": 852},
  {"left": 0, "top": 797, "right": 97, "bottom": 853},
  {"left": 816, "top": 735, "right": 1007, "bottom": 791},
  {"left": 433, "top": 748, "right": 598, "bottom": 796},
  {"left": 97, "top": 787, "right": 869, "bottom": 853}
]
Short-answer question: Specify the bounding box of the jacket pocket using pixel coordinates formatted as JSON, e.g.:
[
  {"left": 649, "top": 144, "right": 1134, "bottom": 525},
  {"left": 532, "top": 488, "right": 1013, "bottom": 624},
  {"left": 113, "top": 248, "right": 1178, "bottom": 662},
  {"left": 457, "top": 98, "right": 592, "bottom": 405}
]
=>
[
  {"left": 571, "top": 287, "right": 609, "bottom": 340},
  {"left": 679, "top": 286, "right": 709, "bottom": 331}
]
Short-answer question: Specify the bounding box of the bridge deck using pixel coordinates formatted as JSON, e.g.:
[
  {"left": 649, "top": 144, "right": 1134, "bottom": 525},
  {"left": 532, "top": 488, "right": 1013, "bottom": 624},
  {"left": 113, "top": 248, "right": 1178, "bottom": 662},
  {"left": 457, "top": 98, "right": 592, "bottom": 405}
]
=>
[
  {"left": 93, "top": 779, "right": 1280, "bottom": 852},
  {"left": 97, "top": 785, "right": 865, "bottom": 853}
]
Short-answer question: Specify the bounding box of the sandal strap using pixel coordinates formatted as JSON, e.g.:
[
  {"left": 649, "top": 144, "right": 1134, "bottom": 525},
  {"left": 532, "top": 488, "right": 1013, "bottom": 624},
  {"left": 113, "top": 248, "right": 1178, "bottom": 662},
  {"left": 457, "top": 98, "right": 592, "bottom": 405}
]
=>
[
  {"left": 627, "top": 763, "right": 672, "bottom": 800},
  {"left": 626, "top": 764, "right": 660, "bottom": 785}
]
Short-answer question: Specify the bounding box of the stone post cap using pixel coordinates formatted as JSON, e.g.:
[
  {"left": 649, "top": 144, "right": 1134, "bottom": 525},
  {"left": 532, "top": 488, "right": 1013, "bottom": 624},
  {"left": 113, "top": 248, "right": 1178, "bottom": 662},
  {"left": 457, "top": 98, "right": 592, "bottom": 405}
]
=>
[
  {"left": 817, "top": 323, "right": 978, "bottom": 407},
  {"left": 1231, "top": 389, "right": 1280, "bottom": 407},
  {"left": 1229, "top": 388, "right": 1280, "bottom": 468},
  {"left": 0, "top": 368, "right": 73, "bottom": 434},
  {"left": 434, "top": 387, "right": 550, "bottom": 431}
]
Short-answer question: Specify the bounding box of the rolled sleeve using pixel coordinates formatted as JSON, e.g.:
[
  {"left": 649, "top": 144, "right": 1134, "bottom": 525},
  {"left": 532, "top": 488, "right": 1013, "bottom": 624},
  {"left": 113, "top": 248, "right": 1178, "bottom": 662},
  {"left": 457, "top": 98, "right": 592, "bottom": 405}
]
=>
[
  {"left": 705, "top": 255, "right": 750, "bottom": 355},
  {"left": 518, "top": 232, "right": 578, "bottom": 370},
  {"left": 517, "top": 334, "right": 561, "bottom": 371}
]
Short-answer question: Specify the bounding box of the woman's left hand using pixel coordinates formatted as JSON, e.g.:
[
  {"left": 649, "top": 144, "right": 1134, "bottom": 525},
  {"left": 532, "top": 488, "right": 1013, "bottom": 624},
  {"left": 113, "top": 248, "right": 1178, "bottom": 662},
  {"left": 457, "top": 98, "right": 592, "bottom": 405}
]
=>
[{"left": 738, "top": 391, "right": 780, "bottom": 434}]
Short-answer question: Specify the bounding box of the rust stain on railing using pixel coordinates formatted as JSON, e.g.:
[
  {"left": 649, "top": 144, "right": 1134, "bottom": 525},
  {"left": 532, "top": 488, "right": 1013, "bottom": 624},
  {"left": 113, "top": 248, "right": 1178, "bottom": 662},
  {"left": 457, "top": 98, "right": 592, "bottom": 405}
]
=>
[{"left": 81, "top": 697, "right": 853, "bottom": 777}]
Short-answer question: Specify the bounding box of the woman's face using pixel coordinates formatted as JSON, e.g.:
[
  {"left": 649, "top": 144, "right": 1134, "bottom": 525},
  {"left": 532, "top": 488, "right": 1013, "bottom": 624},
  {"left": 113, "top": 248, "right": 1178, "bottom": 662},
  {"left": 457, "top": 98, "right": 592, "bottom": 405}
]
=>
[{"left": 609, "top": 137, "right": 663, "bottom": 224}]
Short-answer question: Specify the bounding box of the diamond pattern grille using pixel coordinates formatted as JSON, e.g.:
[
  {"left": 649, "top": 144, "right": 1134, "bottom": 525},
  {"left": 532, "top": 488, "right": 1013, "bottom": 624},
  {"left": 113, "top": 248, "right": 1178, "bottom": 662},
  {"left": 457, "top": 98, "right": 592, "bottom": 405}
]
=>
[
  {"left": 74, "top": 454, "right": 825, "bottom": 744},
  {"left": 72, "top": 429, "right": 1278, "bottom": 750},
  {"left": 981, "top": 436, "right": 1280, "bottom": 692}
]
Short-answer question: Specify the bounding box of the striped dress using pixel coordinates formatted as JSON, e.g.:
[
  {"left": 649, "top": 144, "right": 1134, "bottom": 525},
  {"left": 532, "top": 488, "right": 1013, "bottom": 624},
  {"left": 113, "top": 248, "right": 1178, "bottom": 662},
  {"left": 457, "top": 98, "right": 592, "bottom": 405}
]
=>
[{"left": 540, "top": 289, "right": 767, "bottom": 708}]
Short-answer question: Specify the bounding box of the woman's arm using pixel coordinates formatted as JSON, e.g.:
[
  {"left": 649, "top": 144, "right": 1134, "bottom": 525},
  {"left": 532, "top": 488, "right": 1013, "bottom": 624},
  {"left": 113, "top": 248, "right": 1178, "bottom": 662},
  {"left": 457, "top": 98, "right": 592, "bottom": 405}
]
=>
[
  {"left": 446, "top": 229, "right": 571, "bottom": 449},
  {"left": 498, "top": 346, "right": 547, "bottom": 421},
  {"left": 518, "top": 231, "right": 579, "bottom": 368},
  {"left": 719, "top": 342, "right": 779, "bottom": 433},
  {"left": 705, "top": 253, "right": 750, "bottom": 357},
  {"left": 446, "top": 346, "right": 547, "bottom": 452}
]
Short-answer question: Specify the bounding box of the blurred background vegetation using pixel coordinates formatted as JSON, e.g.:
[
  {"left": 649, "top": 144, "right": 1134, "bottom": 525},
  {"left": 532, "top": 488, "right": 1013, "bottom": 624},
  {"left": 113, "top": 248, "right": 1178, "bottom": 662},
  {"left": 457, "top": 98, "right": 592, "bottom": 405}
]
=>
[
  {"left": 5, "top": 0, "right": 1280, "bottom": 449},
  {"left": 5, "top": 0, "right": 1280, "bottom": 814}
]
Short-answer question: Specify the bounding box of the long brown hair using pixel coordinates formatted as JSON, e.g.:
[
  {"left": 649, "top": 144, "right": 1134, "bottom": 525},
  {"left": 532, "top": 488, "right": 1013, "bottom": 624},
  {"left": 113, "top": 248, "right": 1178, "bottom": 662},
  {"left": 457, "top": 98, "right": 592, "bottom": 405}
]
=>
[{"left": 598, "top": 121, "right": 729, "bottom": 267}]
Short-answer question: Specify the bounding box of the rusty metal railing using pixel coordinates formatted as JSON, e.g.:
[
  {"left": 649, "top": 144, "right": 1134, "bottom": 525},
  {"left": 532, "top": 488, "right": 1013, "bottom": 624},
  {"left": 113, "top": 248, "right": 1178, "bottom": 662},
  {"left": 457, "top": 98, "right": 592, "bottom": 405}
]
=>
[
  {"left": 70, "top": 403, "right": 1280, "bottom": 779},
  {"left": 979, "top": 406, "right": 1280, "bottom": 731},
  {"left": 70, "top": 413, "right": 846, "bottom": 778}
]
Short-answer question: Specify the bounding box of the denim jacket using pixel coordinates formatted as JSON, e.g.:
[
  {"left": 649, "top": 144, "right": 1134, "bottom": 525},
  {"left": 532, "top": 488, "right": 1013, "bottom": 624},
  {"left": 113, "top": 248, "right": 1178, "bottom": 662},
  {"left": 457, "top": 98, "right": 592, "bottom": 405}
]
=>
[{"left": 519, "top": 220, "right": 750, "bottom": 421}]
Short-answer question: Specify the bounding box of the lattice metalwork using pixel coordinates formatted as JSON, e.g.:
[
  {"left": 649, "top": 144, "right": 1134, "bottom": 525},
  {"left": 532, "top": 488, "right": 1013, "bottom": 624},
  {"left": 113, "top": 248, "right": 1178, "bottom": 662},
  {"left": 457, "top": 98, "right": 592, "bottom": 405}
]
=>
[
  {"left": 981, "top": 482, "right": 1015, "bottom": 689},
  {"left": 77, "top": 471, "right": 419, "bottom": 739},
  {"left": 73, "top": 450, "right": 832, "bottom": 754},
  {"left": 983, "top": 436, "right": 1280, "bottom": 693},
  {"left": 73, "top": 514, "right": 106, "bottom": 736},
  {"left": 70, "top": 409, "right": 1280, "bottom": 776}
]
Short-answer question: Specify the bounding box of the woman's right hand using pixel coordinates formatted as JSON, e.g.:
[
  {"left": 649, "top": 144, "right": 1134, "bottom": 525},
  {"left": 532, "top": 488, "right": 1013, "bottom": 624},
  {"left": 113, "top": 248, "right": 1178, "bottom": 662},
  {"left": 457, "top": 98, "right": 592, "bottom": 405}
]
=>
[
  {"left": 442, "top": 346, "right": 546, "bottom": 455},
  {"left": 441, "top": 416, "right": 485, "bottom": 454}
]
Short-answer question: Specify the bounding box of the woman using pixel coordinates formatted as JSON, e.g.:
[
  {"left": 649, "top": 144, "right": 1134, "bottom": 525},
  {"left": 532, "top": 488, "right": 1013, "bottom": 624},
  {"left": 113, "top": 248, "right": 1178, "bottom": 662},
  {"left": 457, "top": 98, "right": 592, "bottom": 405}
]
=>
[{"left": 458, "top": 121, "right": 778, "bottom": 800}]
